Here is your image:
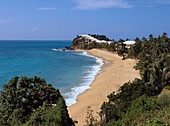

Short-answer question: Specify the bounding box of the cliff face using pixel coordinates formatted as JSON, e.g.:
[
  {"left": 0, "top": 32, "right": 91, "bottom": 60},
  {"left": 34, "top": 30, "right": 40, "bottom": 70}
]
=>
[
  {"left": 69, "top": 35, "right": 101, "bottom": 50},
  {"left": 69, "top": 36, "right": 85, "bottom": 50}
]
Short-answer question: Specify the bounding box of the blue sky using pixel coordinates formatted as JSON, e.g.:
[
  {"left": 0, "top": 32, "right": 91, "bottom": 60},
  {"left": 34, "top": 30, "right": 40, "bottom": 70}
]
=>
[{"left": 0, "top": 0, "right": 170, "bottom": 40}]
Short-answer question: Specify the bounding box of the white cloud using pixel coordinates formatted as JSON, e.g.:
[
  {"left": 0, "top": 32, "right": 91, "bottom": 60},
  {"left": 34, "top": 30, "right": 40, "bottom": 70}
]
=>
[
  {"left": 73, "top": 0, "right": 132, "bottom": 10},
  {"left": 0, "top": 18, "right": 13, "bottom": 24},
  {"left": 36, "top": 8, "right": 58, "bottom": 10},
  {"left": 30, "top": 27, "right": 38, "bottom": 32}
]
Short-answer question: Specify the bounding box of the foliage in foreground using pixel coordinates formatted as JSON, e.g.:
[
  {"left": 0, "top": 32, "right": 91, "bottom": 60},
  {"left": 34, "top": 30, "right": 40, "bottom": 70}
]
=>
[{"left": 0, "top": 76, "right": 74, "bottom": 126}]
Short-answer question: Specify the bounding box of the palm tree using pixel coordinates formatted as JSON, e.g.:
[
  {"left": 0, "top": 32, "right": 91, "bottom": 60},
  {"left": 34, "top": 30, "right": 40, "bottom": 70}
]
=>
[{"left": 145, "top": 54, "right": 169, "bottom": 94}]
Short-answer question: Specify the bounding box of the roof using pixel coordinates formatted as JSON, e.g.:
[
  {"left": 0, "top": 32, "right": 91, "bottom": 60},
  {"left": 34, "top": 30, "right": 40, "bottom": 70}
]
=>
[
  {"left": 80, "top": 35, "right": 112, "bottom": 44},
  {"left": 123, "top": 41, "right": 136, "bottom": 45}
]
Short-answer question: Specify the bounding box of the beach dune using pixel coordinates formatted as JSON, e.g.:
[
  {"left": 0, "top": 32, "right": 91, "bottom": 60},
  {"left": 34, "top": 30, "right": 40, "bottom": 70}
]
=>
[{"left": 68, "top": 49, "right": 140, "bottom": 126}]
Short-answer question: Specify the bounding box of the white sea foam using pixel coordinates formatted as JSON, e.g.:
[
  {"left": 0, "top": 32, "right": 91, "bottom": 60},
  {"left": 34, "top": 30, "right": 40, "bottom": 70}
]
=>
[
  {"left": 76, "top": 51, "right": 89, "bottom": 56},
  {"left": 64, "top": 51, "right": 104, "bottom": 106},
  {"left": 96, "top": 57, "right": 104, "bottom": 66},
  {"left": 76, "top": 51, "right": 104, "bottom": 66},
  {"left": 52, "top": 48, "right": 60, "bottom": 51},
  {"left": 52, "top": 48, "right": 70, "bottom": 52}
]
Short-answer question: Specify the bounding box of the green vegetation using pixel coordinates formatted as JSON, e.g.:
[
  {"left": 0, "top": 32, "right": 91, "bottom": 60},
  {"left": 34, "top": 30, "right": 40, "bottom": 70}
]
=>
[
  {"left": 69, "top": 35, "right": 84, "bottom": 50},
  {"left": 69, "top": 34, "right": 130, "bottom": 57},
  {"left": 69, "top": 35, "right": 103, "bottom": 50},
  {"left": 0, "top": 76, "right": 74, "bottom": 126},
  {"left": 69, "top": 34, "right": 116, "bottom": 50},
  {"left": 98, "top": 33, "right": 170, "bottom": 125},
  {"left": 85, "top": 106, "right": 99, "bottom": 126}
]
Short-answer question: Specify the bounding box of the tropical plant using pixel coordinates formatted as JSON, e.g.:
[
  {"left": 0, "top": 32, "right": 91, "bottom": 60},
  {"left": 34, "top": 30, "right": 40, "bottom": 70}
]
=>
[{"left": 0, "top": 76, "right": 74, "bottom": 126}]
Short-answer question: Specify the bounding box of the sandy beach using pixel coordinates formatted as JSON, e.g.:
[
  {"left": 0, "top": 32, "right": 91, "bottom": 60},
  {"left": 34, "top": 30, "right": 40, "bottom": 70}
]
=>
[{"left": 68, "top": 49, "right": 140, "bottom": 126}]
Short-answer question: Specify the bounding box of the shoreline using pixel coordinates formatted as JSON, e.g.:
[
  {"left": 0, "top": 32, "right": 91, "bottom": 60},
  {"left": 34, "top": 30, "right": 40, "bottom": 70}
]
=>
[
  {"left": 64, "top": 51, "right": 103, "bottom": 106},
  {"left": 68, "top": 49, "right": 140, "bottom": 126},
  {"left": 68, "top": 49, "right": 111, "bottom": 104}
]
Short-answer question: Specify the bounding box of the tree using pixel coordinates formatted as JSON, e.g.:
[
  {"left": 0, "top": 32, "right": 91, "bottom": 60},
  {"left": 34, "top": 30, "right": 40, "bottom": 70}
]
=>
[
  {"left": 118, "top": 39, "right": 125, "bottom": 43},
  {"left": 117, "top": 49, "right": 127, "bottom": 56},
  {"left": 26, "top": 97, "right": 74, "bottom": 126},
  {"left": 0, "top": 76, "right": 74, "bottom": 126},
  {"left": 128, "top": 37, "right": 142, "bottom": 59}
]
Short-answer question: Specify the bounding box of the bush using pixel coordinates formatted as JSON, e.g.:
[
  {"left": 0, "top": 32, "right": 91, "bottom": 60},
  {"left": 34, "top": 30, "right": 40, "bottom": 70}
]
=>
[
  {"left": 158, "top": 92, "right": 170, "bottom": 108},
  {"left": 26, "top": 98, "right": 74, "bottom": 126},
  {"left": 125, "top": 95, "right": 160, "bottom": 121},
  {"left": 85, "top": 106, "right": 98, "bottom": 126},
  {"left": 117, "top": 49, "right": 127, "bottom": 56}
]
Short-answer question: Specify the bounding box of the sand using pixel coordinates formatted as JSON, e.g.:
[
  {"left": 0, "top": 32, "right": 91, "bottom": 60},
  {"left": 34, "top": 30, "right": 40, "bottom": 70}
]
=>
[{"left": 68, "top": 49, "right": 140, "bottom": 126}]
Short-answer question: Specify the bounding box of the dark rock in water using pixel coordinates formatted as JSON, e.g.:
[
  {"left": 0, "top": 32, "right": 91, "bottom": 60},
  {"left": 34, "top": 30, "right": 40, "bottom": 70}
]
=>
[
  {"left": 69, "top": 48, "right": 74, "bottom": 50},
  {"left": 65, "top": 46, "right": 69, "bottom": 49},
  {"left": 52, "top": 47, "right": 70, "bottom": 52}
]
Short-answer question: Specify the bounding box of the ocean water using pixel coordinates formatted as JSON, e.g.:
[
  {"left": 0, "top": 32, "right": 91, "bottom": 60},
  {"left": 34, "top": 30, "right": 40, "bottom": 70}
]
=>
[{"left": 0, "top": 40, "right": 103, "bottom": 106}]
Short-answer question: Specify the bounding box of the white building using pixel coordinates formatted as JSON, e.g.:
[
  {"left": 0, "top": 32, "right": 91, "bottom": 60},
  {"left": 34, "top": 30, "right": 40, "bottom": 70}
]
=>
[
  {"left": 123, "top": 41, "right": 136, "bottom": 49},
  {"left": 80, "top": 35, "right": 112, "bottom": 44}
]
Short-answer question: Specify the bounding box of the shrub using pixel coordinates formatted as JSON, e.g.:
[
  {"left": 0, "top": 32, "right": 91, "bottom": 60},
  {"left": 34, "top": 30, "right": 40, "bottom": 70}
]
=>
[
  {"left": 158, "top": 92, "right": 170, "bottom": 108},
  {"left": 117, "top": 49, "right": 127, "bottom": 56}
]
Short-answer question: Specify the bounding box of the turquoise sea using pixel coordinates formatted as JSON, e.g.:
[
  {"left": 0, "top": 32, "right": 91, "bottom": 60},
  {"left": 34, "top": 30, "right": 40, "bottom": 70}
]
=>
[{"left": 0, "top": 40, "right": 102, "bottom": 106}]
